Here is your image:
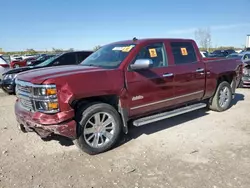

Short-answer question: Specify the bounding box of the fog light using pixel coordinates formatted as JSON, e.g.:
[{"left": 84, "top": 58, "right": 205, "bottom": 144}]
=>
[{"left": 48, "top": 102, "right": 58, "bottom": 110}]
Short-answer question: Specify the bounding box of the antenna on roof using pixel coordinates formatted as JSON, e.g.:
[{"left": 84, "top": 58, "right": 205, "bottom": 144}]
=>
[{"left": 133, "top": 37, "right": 138, "bottom": 42}]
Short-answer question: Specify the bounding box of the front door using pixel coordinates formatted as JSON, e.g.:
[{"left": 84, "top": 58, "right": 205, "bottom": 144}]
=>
[{"left": 125, "top": 42, "right": 176, "bottom": 117}]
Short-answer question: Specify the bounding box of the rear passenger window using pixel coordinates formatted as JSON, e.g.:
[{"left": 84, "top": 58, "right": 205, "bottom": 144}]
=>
[{"left": 170, "top": 42, "right": 197, "bottom": 65}]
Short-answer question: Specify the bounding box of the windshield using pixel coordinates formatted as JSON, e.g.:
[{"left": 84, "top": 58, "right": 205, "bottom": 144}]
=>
[
  {"left": 35, "top": 55, "right": 60, "bottom": 67},
  {"left": 81, "top": 44, "right": 136, "bottom": 69}
]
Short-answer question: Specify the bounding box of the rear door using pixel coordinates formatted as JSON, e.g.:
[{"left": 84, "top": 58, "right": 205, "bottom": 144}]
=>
[
  {"left": 169, "top": 41, "right": 205, "bottom": 104},
  {"left": 126, "top": 42, "right": 176, "bottom": 117}
]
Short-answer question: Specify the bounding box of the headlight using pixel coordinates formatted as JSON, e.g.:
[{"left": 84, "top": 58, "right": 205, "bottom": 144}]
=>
[
  {"left": 33, "top": 87, "right": 57, "bottom": 96},
  {"left": 32, "top": 85, "right": 59, "bottom": 113}
]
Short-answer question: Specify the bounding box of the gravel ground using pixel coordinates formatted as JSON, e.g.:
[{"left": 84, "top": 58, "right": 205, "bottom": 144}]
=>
[{"left": 0, "top": 88, "right": 250, "bottom": 188}]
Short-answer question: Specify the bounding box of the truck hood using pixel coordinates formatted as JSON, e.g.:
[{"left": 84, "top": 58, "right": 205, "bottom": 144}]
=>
[{"left": 16, "top": 65, "right": 108, "bottom": 84}]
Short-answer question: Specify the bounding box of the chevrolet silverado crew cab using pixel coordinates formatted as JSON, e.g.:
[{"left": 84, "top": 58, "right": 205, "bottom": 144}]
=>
[{"left": 14, "top": 38, "right": 243, "bottom": 155}]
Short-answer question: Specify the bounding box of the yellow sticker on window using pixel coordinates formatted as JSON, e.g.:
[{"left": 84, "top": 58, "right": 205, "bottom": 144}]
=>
[
  {"left": 181, "top": 47, "right": 188, "bottom": 56},
  {"left": 122, "top": 45, "right": 134, "bottom": 52},
  {"left": 149, "top": 48, "right": 157, "bottom": 57}
]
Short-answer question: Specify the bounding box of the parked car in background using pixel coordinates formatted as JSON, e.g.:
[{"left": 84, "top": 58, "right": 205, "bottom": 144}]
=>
[
  {"left": 22, "top": 54, "right": 37, "bottom": 60},
  {"left": 226, "top": 52, "right": 250, "bottom": 62},
  {"left": 240, "top": 59, "right": 250, "bottom": 88},
  {"left": 27, "top": 54, "right": 55, "bottom": 66},
  {"left": 10, "top": 54, "right": 23, "bottom": 61},
  {"left": 0, "top": 56, "right": 10, "bottom": 81},
  {"left": 209, "top": 49, "right": 236, "bottom": 58},
  {"left": 200, "top": 50, "right": 208, "bottom": 57},
  {"left": 1, "top": 50, "right": 93, "bottom": 94},
  {"left": 10, "top": 56, "right": 38, "bottom": 68},
  {"left": 235, "top": 49, "right": 243, "bottom": 53},
  {"left": 0, "top": 54, "right": 11, "bottom": 64},
  {"left": 14, "top": 38, "right": 242, "bottom": 155}
]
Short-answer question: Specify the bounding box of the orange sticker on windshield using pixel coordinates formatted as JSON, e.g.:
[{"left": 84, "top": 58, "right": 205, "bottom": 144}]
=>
[
  {"left": 149, "top": 48, "right": 157, "bottom": 57},
  {"left": 122, "top": 45, "right": 134, "bottom": 52},
  {"left": 181, "top": 47, "right": 188, "bottom": 55}
]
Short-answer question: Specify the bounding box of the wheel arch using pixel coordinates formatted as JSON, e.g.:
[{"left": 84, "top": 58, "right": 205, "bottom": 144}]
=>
[
  {"left": 71, "top": 94, "right": 129, "bottom": 135},
  {"left": 216, "top": 72, "right": 236, "bottom": 95}
]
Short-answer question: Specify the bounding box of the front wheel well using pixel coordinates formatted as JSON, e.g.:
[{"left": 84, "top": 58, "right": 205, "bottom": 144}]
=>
[
  {"left": 216, "top": 73, "right": 237, "bottom": 96},
  {"left": 71, "top": 95, "right": 129, "bottom": 135},
  {"left": 71, "top": 95, "right": 119, "bottom": 111}
]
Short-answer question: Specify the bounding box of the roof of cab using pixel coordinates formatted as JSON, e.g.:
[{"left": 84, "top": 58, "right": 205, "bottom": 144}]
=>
[{"left": 109, "top": 38, "right": 196, "bottom": 45}]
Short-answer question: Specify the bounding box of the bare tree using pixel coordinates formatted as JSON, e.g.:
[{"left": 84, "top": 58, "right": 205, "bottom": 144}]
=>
[
  {"left": 52, "top": 47, "right": 64, "bottom": 53},
  {"left": 93, "top": 45, "right": 101, "bottom": 51},
  {"left": 194, "top": 28, "right": 212, "bottom": 51},
  {"left": 26, "top": 48, "right": 37, "bottom": 55}
]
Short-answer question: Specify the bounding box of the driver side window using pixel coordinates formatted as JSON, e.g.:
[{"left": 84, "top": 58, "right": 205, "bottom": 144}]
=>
[{"left": 134, "top": 43, "right": 168, "bottom": 68}]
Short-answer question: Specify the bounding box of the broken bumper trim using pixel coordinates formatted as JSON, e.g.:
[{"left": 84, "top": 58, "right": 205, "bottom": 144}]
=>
[
  {"left": 15, "top": 102, "right": 77, "bottom": 139},
  {"left": 16, "top": 116, "right": 77, "bottom": 139}
]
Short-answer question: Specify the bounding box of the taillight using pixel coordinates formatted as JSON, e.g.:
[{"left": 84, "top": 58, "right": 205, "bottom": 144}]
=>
[{"left": 0, "top": 64, "right": 9, "bottom": 68}]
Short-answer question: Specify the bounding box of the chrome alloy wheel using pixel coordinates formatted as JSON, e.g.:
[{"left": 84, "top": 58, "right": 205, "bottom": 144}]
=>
[
  {"left": 219, "top": 86, "right": 230, "bottom": 108},
  {"left": 83, "top": 112, "right": 116, "bottom": 148}
]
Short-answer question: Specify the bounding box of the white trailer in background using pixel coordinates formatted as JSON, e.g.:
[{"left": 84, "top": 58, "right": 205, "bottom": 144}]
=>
[{"left": 246, "top": 35, "right": 250, "bottom": 48}]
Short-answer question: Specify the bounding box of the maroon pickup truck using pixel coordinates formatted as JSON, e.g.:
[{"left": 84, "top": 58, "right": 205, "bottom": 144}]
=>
[{"left": 14, "top": 38, "right": 243, "bottom": 155}]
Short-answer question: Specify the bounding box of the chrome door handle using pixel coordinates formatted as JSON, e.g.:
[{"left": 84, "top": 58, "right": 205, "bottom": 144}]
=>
[
  {"left": 196, "top": 68, "right": 204, "bottom": 72},
  {"left": 163, "top": 73, "right": 174, "bottom": 77}
]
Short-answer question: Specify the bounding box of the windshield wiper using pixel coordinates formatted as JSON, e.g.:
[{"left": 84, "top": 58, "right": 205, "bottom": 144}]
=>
[{"left": 82, "top": 64, "right": 99, "bottom": 67}]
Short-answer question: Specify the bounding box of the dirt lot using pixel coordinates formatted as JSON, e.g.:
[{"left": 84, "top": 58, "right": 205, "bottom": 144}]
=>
[{"left": 0, "top": 88, "right": 250, "bottom": 188}]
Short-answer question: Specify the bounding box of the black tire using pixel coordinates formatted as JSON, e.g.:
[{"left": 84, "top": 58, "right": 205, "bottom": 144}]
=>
[
  {"left": 74, "top": 102, "right": 122, "bottom": 155},
  {"left": 209, "top": 81, "right": 232, "bottom": 112}
]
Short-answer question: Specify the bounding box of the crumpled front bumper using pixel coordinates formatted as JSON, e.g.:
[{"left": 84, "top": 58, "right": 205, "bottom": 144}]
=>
[{"left": 15, "top": 101, "right": 77, "bottom": 139}]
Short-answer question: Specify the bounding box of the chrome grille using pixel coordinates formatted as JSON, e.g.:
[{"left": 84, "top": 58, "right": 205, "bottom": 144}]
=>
[{"left": 16, "top": 80, "right": 34, "bottom": 111}]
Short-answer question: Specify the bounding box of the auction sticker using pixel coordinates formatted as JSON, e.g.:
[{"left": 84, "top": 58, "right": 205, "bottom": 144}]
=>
[
  {"left": 180, "top": 47, "right": 188, "bottom": 55},
  {"left": 112, "top": 47, "right": 124, "bottom": 51},
  {"left": 122, "top": 45, "right": 134, "bottom": 52},
  {"left": 149, "top": 48, "right": 157, "bottom": 57}
]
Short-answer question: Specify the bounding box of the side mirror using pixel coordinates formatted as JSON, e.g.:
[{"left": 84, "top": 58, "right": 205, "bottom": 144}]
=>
[{"left": 130, "top": 59, "right": 153, "bottom": 70}]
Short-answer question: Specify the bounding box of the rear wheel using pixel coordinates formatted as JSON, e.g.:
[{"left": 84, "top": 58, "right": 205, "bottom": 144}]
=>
[
  {"left": 209, "top": 81, "right": 232, "bottom": 112},
  {"left": 74, "top": 102, "right": 122, "bottom": 155}
]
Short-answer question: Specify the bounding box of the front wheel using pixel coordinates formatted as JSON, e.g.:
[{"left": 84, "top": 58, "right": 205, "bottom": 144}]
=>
[
  {"left": 209, "top": 81, "right": 233, "bottom": 112},
  {"left": 74, "top": 103, "right": 122, "bottom": 155}
]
